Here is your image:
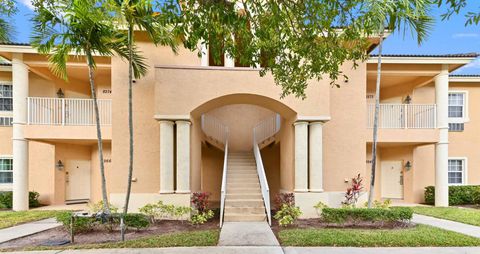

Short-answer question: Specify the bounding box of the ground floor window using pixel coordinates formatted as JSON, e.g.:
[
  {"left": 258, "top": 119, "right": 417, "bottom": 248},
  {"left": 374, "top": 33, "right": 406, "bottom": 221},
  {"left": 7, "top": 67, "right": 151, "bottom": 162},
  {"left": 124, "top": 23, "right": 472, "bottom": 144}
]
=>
[
  {"left": 448, "top": 158, "right": 466, "bottom": 185},
  {"left": 0, "top": 157, "right": 12, "bottom": 183}
]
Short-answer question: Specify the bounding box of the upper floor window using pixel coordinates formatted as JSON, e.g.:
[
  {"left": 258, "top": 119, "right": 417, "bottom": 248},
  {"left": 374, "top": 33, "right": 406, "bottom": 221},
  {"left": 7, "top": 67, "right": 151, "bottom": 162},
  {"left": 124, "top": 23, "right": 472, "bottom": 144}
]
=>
[
  {"left": 0, "top": 84, "right": 12, "bottom": 112},
  {"left": 448, "top": 158, "right": 466, "bottom": 185},
  {"left": 448, "top": 91, "right": 468, "bottom": 132},
  {"left": 0, "top": 157, "right": 13, "bottom": 184}
]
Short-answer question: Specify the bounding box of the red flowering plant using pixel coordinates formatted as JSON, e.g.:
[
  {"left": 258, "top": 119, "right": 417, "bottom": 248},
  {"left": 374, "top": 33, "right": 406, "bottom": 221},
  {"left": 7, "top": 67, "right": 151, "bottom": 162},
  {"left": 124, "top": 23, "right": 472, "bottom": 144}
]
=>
[
  {"left": 275, "top": 192, "right": 295, "bottom": 210},
  {"left": 342, "top": 174, "right": 364, "bottom": 208},
  {"left": 190, "top": 192, "right": 214, "bottom": 225}
]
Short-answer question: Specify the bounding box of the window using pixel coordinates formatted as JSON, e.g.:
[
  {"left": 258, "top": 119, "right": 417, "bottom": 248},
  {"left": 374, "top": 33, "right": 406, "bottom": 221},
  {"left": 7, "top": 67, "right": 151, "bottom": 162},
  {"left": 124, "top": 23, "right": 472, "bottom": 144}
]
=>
[
  {"left": 0, "top": 116, "right": 12, "bottom": 126},
  {"left": 449, "top": 123, "right": 464, "bottom": 132},
  {"left": 0, "top": 157, "right": 13, "bottom": 184},
  {"left": 0, "top": 84, "right": 12, "bottom": 111},
  {"left": 448, "top": 159, "right": 466, "bottom": 185}
]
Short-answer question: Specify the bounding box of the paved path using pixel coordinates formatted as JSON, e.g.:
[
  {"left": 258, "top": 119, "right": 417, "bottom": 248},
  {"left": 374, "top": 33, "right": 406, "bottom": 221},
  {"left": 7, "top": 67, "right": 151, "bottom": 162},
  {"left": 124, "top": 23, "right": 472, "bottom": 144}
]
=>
[
  {"left": 412, "top": 214, "right": 480, "bottom": 238},
  {"left": 5, "top": 247, "right": 480, "bottom": 254},
  {"left": 0, "top": 218, "right": 61, "bottom": 244},
  {"left": 218, "top": 222, "right": 280, "bottom": 246}
]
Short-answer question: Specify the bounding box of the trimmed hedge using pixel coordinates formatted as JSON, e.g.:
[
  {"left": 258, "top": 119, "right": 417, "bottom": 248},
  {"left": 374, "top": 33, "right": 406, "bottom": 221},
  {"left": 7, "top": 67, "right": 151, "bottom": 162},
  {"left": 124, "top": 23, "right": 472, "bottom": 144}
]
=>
[
  {"left": 0, "top": 191, "right": 40, "bottom": 209},
  {"left": 424, "top": 185, "right": 480, "bottom": 205},
  {"left": 56, "top": 211, "right": 150, "bottom": 233},
  {"left": 322, "top": 207, "right": 413, "bottom": 224}
]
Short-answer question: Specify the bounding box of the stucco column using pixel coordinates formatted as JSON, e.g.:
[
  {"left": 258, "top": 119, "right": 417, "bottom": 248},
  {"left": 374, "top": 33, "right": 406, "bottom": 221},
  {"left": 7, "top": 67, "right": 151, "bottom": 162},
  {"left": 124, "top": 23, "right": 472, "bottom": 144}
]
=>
[
  {"left": 12, "top": 53, "right": 29, "bottom": 211},
  {"left": 159, "top": 120, "right": 174, "bottom": 194},
  {"left": 435, "top": 65, "right": 449, "bottom": 207},
  {"left": 309, "top": 122, "right": 323, "bottom": 192},
  {"left": 294, "top": 121, "right": 308, "bottom": 192},
  {"left": 175, "top": 120, "right": 191, "bottom": 193}
]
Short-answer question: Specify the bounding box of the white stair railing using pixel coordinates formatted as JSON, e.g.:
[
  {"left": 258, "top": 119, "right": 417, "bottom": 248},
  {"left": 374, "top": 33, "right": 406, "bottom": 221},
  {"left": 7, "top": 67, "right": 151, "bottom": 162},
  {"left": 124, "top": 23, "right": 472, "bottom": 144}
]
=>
[
  {"left": 27, "top": 97, "right": 112, "bottom": 126},
  {"left": 252, "top": 113, "right": 281, "bottom": 226},
  {"left": 201, "top": 114, "right": 229, "bottom": 145},
  {"left": 219, "top": 138, "right": 229, "bottom": 227}
]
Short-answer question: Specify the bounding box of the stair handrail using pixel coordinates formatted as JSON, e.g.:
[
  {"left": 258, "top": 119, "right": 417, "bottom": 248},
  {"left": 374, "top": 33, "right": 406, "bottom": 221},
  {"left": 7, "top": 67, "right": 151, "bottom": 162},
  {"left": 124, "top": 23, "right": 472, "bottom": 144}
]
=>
[
  {"left": 219, "top": 129, "right": 229, "bottom": 227},
  {"left": 252, "top": 114, "right": 281, "bottom": 226}
]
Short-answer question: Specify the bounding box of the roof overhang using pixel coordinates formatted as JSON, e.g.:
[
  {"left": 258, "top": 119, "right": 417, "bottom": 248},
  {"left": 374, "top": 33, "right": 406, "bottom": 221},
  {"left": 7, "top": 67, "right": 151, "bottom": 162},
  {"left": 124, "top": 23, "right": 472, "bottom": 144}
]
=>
[
  {"left": 367, "top": 56, "right": 476, "bottom": 65},
  {"left": 449, "top": 76, "right": 480, "bottom": 83}
]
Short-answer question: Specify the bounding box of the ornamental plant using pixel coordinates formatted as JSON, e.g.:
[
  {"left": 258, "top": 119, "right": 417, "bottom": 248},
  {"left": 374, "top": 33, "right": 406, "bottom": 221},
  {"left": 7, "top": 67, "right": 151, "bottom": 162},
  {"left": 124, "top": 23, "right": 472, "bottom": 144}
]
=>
[
  {"left": 190, "top": 192, "right": 214, "bottom": 225},
  {"left": 342, "top": 174, "right": 364, "bottom": 208},
  {"left": 274, "top": 193, "right": 302, "bottom": 227}
]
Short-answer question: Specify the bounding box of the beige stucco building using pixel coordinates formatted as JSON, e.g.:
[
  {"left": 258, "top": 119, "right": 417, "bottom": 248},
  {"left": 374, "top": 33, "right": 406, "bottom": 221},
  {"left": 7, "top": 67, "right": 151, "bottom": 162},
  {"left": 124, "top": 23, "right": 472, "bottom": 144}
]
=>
[{"left": 0, "top": 37, "right": 479, "bottom": 220}]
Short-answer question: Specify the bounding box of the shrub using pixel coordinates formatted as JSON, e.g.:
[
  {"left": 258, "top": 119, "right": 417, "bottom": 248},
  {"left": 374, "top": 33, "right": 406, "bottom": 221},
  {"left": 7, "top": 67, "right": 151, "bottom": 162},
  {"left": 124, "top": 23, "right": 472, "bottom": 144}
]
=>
[
  {"left": 342, "top": 174, "right": 364, "bottom": 208},
  {"left": 56, "top": 211, "right": 95, "bottom": 233},
  {"left": 424, "top": 185, "right": 480, "bottom": 205},
  {"left": 274, "top": 193, "right": 302, "bottom": 227},
  {"left": 321, "top": 207, "right": 413, "bottom": 224},
  {"left": 0, "top": 191, "right": 41, "bottom": 208},
  {"left": 123, "top": 213, "right": 150, "bottom": 230},
  {"left": 190, "top": 192, "right": 214, "bottom": 225},
  {"left": 363, "top": 199, "right": 391, "bottom": 209},
  {"left": 313, "top": 201, "right": 329, "bottom": 217},
  {"left": 88, "top": 201, "right": 119, "bottom": 214},
  {"left": 139, "top": 201, "right": 191, "bottom": 223},
  {"left": 191, "top": 210, "right": 214, "bottom": 225}
]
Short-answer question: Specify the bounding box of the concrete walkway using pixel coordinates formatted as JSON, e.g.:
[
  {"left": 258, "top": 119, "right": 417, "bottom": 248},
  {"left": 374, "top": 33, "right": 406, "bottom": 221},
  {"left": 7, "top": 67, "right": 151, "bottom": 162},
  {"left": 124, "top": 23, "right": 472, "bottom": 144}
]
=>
[
  {"left": 4, "top": 247, "right": 480, "bottom": 254},
  {"left": 0, "top": 218, "right": 61, "bottom": 244},
  {"left": 218, "top": 222, "right": 279, "bottom": 246},
  {"left": 412, "top": 214, "right": 480, "bottom": 238}
]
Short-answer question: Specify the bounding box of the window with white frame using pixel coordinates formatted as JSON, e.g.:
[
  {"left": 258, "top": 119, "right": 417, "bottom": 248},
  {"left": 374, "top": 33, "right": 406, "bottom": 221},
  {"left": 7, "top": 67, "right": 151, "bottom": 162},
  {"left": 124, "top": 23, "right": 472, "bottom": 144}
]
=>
[
  {"left": 448, "top": 92, "right": 468, "bottom": 132},
  {"left": 0, "top": 157, "right": 13, "bottom": 184},
  {"left": 0, "top": 84, "right": 12, "bottom": 112},
  {"left": 448, "top": 159, "right": 466, "bottom": 185}
]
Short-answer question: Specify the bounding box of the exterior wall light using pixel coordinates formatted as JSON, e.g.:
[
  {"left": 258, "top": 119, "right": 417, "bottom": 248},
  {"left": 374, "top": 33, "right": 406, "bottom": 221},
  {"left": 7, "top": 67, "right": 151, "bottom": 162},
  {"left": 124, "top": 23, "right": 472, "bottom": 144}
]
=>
[
  {"left": 405, "top": 161, "right": 412, "bottom": 171},
  {"left": 56, "top": 160, "right": 65, "bottom": 170},
  {"left": 56, "top": 88, "right": 65, "bottom": 98},
  {"left": 404, "top": 95, "right": 412, "bottom": 104}
]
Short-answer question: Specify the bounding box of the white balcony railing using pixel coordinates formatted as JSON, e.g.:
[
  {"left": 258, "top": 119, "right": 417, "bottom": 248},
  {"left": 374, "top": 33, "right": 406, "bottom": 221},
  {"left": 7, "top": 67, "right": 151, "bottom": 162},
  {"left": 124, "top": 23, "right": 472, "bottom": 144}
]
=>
[
  {"left": 27, "top": 97, "right": 112, "bottom": 126},
  {"left": 367, "top": 104, "right": 436, "bottom": 129}
]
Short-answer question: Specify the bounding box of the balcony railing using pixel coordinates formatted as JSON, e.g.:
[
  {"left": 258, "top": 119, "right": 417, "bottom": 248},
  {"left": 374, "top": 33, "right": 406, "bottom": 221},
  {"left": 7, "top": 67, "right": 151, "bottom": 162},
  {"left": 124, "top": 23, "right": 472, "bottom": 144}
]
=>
[
  {"left": 367, "top": 104, "right": 436, "bottom": 129},
  {"left": 27, "top": 97, "right": 112, "bottom": 126}
]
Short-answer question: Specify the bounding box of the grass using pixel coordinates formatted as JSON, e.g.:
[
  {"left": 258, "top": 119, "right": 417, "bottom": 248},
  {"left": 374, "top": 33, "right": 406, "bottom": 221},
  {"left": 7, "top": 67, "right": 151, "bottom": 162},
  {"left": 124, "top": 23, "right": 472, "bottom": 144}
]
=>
[
  {"left": 24, "top": 230, "right": 219, "bottom": 251},
  {"left": 412, "top": 206, "right": 480, "bottom": 227},
  {"left": 0, "top": 210, "right": 65, "bottom": 229},
  {"left": 278, "top": 225, "right": 480, "bottom": 247}
]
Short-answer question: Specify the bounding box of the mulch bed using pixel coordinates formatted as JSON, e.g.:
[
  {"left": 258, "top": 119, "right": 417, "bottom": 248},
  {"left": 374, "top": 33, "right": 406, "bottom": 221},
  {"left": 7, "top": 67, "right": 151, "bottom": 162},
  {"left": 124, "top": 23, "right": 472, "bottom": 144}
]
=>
[
  {"left": 271, "top": 218, "right": 415, "bottom": 235},
  {"left": 0, "top": 219, "right": 219, "bottom": 250}
]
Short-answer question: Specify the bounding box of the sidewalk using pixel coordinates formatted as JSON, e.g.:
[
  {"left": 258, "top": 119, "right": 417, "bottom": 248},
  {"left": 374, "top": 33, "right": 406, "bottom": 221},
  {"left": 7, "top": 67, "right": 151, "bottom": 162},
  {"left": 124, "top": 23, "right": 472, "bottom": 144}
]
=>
[
  {"left": 0, "top": 218, "right": 61, "bottom": 244},
  {"left": 412, "top": 214, "right": 480, "bottom": 238},
  {"left": 4, "top": 246, "right": 480, "bottom": 254},
  {"left": 218, "top": 222, "right": 279, "bottom": 246}
]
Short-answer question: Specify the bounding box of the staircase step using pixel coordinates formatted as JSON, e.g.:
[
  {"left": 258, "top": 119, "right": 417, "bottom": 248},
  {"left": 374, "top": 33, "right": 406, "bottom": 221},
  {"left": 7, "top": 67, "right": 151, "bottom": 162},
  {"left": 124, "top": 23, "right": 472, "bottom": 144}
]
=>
[
  {"left": 224, "top": 213, "right": 266, "bottom": 222},
  {"left": 227, "top": 183, "right": 260, "bottom": 188},
  {"left": 225, "top": 199, "right": 264, "bottom": 207},
  {"left": 228, "top": 178, "right": 259, "bottom": 183},
  {"left": 224, "top": 206, "right": 266, "bottom": 214},
  {"left": 226, "top": 193, "right": 263, "bottom": 199}
]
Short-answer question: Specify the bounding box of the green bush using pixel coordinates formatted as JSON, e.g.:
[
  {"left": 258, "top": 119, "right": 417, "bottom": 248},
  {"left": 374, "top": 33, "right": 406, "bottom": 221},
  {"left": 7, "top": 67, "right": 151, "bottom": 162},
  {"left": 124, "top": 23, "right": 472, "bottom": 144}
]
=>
[
  {"left": 321, "top": 207, "right": 413, "bottom": 224},
  {"left": 274, "top": 204, "right": 302, "bottom": 227},
  {"left": 123, "top": 213, "right": 150, "bottom": 230},
  {"left": 56, "top": 211, "right": 95, "bottom": 233},
  {"left": 139, "top": 201, "right": 191, "bottom": 223},
  {"left": 0, "top": 191, "right": 41, "bottom": 209},
  {"left": 424, "top": 185, "right": 480, "bottom": 205}
]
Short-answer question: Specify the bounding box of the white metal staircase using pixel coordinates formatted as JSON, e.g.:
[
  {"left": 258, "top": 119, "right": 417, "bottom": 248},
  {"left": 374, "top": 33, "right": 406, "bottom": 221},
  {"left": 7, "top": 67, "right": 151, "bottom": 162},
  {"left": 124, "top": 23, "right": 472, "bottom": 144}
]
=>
[{"left": 201, "top": 113, "right": 281, "bottom": 227}]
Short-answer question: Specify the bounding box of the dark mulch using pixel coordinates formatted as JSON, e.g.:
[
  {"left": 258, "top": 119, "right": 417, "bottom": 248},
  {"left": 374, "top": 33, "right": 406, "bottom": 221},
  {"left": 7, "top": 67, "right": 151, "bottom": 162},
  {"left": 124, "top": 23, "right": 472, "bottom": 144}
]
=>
[
  {"left": 271, "top": 218, "right": 414, "bottom": 235},
  {"left": 0, "top": 219, "right": 219, "bottom": 250}
]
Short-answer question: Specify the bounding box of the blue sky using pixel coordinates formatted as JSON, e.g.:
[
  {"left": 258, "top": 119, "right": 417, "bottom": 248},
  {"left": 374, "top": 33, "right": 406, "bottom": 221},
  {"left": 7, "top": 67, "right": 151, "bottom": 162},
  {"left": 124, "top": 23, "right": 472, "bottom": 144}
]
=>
[{"left": 8, "top": 0, "right": 480, "bottom": 74}]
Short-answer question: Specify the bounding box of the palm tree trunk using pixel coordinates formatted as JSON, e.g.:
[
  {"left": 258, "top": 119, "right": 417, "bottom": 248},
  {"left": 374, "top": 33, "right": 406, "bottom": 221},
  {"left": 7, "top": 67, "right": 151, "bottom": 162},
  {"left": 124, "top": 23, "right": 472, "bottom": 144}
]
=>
[
  {"left": 87, "top": 53, "right": 110, "bottom": 214},
  {"left": 123, "top": 24, "right": 134, "bottom": 215},
  {"left": 367, "top": 29, "right": 384, "bottom": 208}
]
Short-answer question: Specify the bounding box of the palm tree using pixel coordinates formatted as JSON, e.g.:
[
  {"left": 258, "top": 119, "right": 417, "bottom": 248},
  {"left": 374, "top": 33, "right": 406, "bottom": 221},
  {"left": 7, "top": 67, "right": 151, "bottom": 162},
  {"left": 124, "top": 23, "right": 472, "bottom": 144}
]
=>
[
  {"left": 364, "top": 0, "right": 434, "bottom": 208},
  {"left": 0, "top": 0, "right": 16, "bottom": 42},
  {"left": 107, "top": 0, "right": 177, "bottom": 216},
  {"left": 31, "top": 0, "right": 147, "bottom": 214}
]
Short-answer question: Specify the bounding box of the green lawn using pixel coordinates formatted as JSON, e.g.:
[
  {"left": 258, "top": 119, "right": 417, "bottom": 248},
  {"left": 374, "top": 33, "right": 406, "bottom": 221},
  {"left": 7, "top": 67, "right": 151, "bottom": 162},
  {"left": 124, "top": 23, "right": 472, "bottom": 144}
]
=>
[
  {"left": 412, "top": 206, "right": 480, "bottom": 227},
  {"left": 25, "top": 230, "right": 219, "bottom": 251},
  {"left": 278, "top": 225, "right": 480, "bottom": 247},
  {"left": 0, "top": 210, "right": 64, "bottom": 229}
]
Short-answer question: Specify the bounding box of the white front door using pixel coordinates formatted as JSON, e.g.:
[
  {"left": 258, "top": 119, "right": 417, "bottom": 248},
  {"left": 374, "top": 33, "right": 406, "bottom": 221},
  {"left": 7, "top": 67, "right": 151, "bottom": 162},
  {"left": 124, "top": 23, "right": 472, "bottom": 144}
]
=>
[
  {"left": 65, "top": 160, "right": 91, "bottom": 201},
  {"left": 381, "top": 161, "right": 404, "bottom": 199}
]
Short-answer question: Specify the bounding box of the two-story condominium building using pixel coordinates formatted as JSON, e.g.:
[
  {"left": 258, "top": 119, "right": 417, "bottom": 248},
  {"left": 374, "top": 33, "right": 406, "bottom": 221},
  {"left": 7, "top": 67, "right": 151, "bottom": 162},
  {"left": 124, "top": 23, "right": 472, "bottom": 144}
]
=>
[{"left": 0, "top": 37, "right": 479, "bottom": 221}]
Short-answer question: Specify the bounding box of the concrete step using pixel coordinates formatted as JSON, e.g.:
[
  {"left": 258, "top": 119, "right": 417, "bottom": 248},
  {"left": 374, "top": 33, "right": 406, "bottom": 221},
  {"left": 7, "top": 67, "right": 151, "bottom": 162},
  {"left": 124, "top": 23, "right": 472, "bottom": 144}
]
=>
[
  {"left": 228, "top": 168, "right": 257, "bottom": 172},
  {"left": 225, "top": 199, "right": 265, "bottom": 207},
  {"left": 227, "top": 173, "right": 258, "bottom": 177},
  {"left": 228, "top": 178, "right": 259, "bottom": 183},
  {"left": 226, "top": 193, "right": 263, "bottom": 199},
  {"left": 224, "top": 213, "right": 266, "bottom": 222},
  {"left": 224, "top": 206, "right": 266, "bottom": 214},
  {"left": 227, "top": 182, "right": 260, "bottom": 188},
  {"left": 227, "top": 187, "right": 261, "bottom": 191},
  {"left": 226, "top": 189, "right": 261, "bottom": 194}
]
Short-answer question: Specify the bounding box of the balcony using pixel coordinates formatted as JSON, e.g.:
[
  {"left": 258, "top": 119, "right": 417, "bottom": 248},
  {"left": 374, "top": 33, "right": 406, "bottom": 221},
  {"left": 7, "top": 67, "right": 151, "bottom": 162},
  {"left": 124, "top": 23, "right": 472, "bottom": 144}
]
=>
[
  {"left": 25, "top": 97, "right": 112, "bottom": 141},
  {"left": 366, "top": 104, "right": 438, "bottom": 143},
  {"left": 27, "top": 97, "right": 111, "bottom": 126}
]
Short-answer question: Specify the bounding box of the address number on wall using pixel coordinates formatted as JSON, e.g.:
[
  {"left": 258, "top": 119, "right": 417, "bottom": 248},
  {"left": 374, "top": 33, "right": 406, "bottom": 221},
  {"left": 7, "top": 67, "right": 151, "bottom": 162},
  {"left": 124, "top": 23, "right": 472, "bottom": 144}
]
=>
[
  {"left": 103, "top": 89, "right": 112, "bottom": 94},
  {"left": 104, "top": 159, "right": 112, "bottom": 163}
]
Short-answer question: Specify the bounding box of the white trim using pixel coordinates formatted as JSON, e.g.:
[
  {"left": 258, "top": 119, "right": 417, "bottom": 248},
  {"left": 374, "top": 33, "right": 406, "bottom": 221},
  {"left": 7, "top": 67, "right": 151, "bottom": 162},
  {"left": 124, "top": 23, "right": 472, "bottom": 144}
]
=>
[
  {"left": 154, "top": 115, "right": 190, "bottom": 121},
  {"left": 0, "top": 155, "right": 13, "bottom": 185},
  {"left": 449, "top": 76, "right": 480, "bottom": 83},
  {"left": 367, "top": 56, "right": 475, "bottom": 65},
  {"left": 448, "top": 90, "right": 469, "bottom": 123},
  {"left": 448, "top": 157, "right": 468, "bottom": 185},
  {"left": 296, "top": 115, "right": 331, "bottom": 122}
]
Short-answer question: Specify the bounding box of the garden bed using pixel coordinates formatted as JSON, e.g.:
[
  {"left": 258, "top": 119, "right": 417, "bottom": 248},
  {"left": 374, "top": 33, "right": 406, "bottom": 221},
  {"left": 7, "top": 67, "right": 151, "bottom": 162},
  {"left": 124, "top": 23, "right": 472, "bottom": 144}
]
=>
[{"left": 0, "top": 219, "right": 219, "bottom": 251}]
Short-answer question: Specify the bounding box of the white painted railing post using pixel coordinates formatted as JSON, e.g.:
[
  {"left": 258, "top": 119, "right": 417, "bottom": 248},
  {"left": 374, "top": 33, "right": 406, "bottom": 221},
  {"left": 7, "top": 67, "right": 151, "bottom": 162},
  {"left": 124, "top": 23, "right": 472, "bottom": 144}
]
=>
[{"left": 61, "top": 98, "right": 66, "bottom": 126}]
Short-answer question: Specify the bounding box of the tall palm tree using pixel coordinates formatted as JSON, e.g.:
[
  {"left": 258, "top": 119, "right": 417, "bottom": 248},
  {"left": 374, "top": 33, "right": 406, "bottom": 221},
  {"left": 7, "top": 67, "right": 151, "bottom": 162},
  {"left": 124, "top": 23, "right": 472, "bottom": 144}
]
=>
[
  {"left": 0, "top": 0, "right": 16, "bottom": 42},
  {"left": 31, "top": 0, "right": 147, "bottom": 214},
  {"left": 107, "top": 0, "right": 177, "bottom": 216},
  {"left": 363, "top": 0, "right": 434, "bottom": 208}
]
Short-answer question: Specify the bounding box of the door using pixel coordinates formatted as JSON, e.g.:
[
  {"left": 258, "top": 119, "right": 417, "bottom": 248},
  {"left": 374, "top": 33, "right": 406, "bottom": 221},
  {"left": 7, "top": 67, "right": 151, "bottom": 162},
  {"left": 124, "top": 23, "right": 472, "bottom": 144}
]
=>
[
  {"left": 65, "top": 160, "right": 91, "bottom": 201},
  {"left": 381, "top": 161, "right": 404, "bottom": 199}
]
